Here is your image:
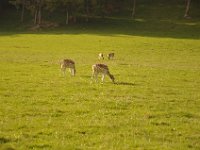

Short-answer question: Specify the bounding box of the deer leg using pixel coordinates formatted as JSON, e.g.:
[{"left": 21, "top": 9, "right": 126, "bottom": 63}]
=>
[
  {"left": 71, "top": 68, "right": 75, "bottom": 76},
  {"left": 95, "top": 73, "right": 98, "bottom": 82},
  {"left": 101, "top": 74, "right": 105, "bottom": 83},
  {"left": 61, "top": 67, "right": 66, "bottom": 76},
  {"left": 69, "top": 68, "right": 74, "bottom": 76},
  {"left": 68, "top": 68, "right": 71, "bottom": 76},
  {"left": 73, "top": 68, "right": 76, "bottom": 76},
  {"left": 92, "top": 72, "right": 98, "bottom": 82},
  {"left": 91, "top": 71, "right": 95, "bottom": 81}
]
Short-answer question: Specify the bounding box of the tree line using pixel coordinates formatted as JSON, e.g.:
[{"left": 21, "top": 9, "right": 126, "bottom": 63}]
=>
[{"left": 0, "top": 0, "right": 198, "bottom": 26}]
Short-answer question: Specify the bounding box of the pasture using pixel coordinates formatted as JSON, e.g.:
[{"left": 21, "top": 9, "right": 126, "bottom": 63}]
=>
[{"left": 0, "top": 17, "right": 200, "bottom": 149}]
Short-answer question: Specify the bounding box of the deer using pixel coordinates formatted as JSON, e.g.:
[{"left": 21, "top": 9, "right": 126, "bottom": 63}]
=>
[
  {"left": 92, "top": 64, "right": 115, "bottom": 83},
  {"left": 98, "top": 53, "right": 104, "bottom": 60},
  {"left": 60, "top": 59, "right": 76, "bottom": 76},
  {"left": 107, "top": 53, "right": 115, "bottom": 60}
]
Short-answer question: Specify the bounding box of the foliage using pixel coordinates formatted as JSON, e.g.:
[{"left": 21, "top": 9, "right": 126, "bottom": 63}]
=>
[{"left": 5, "top": 0, "right": 199, "bottom": 25}]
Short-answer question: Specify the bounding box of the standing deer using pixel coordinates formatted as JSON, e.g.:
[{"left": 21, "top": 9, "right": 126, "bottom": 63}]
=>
[
  {"left": 98, "top": 53, "right": 104, "bottom": 60},
  {"left": 60, "top": 59, "right": 76, "bottom": 76},
  {"left": 107, "top": 53, "right": 115, "bottom": 60},
  {"left": 92, "top": 64, "right": 115, "bottom": 83}
]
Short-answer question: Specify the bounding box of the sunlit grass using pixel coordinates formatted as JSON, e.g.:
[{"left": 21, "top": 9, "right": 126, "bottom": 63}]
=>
[{"left": 0, "top": 19, "right": 200, "bottom": 149}]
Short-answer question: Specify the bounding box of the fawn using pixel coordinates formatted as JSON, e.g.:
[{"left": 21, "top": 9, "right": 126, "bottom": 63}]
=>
[
  {"left": 107, "top": 53, "right": 115, "bottom": 60},
  {"left": 98, "top": 53, "right": 104, "bottom": 60},
  {"left": 60, "top": 59, "right": 76, "bottom": 76}
]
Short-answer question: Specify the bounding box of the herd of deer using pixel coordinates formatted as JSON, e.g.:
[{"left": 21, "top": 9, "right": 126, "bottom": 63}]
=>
[{"left": 60, "top": 53, "right": 115, "bottom": 83}]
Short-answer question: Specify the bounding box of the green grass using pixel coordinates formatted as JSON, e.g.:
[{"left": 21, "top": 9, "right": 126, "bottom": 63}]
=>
[{"left": 0, "top": 9, "right": 200, "bottom": 150}]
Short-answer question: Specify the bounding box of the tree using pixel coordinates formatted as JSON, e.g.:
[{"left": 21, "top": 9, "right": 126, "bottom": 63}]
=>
[
  {"left": 20, "top": 0, "right": 25, "bottom": 22},
  {"left": 96, "top": 0, "right": 106, "bottom": 18},
  {"left": 184, "top": 0, "right": 191, "bottom": 18},
  {"left": 84, "top": 0, "right": 89, "bottom": 22},
  {"left": 131, "top": 0, "right": 136, "bottom": 18},
  {"left": 9, "top": 0, "right": 26, "bottom": 22},
  {"left": 32, "top": 0, "right": 45, "bottom": 25},
  {"left": 61, "top": 0, "right": 77, "bottom": 25}
]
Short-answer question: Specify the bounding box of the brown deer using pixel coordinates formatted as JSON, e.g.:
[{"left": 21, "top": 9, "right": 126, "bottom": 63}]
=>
[
  {"left": 60, "top": 59, "right": 76, "bottom": 76},
  {"left": 107, "top": 53, "right": 115, "bottom": 60},
  {"left": 92, "top": 64, "right": 115, "bottom": 83}
]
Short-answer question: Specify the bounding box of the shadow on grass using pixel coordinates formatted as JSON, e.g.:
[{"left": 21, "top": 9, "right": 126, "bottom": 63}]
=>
[
  {"left": 0, "top": 16, "right": 199, "bottom": 39},
  {"left": 0, "top": 137, "right": 11, "bottom": 144},
  {"left": 114, "top": 82, "right": 136, "bottom": 86}
]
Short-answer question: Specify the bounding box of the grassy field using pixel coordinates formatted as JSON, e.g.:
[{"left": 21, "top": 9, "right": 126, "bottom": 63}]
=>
[{"left": 1, "top": 9, "right": 200, "bottom": 150}]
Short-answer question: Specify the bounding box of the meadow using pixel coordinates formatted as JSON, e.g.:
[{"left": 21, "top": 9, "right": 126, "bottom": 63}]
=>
[{"left": 0, "top": 10, "right": 200, "bottom": 150}]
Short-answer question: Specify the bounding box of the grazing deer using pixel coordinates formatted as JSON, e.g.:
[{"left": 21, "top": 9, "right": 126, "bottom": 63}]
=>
[
  {"left": 98, "top": 53, "right": 104, "bottom": 60},
  {"left": 92, "top": 64, "right": 115, "bottom": 83},
  {"left": 107, "top": 53, "right": 115, "bottom": 60},
  {"left": 60, "top": 59, "right": 76, "bottom": 76}
]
